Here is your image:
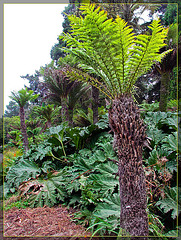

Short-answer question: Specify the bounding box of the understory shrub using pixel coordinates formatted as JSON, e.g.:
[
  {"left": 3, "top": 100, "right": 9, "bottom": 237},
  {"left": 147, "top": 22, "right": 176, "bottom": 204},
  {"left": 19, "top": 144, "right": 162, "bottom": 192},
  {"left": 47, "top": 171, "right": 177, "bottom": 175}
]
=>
[{"left": 4, "top": 111, "right": 179, "bottom": 238}]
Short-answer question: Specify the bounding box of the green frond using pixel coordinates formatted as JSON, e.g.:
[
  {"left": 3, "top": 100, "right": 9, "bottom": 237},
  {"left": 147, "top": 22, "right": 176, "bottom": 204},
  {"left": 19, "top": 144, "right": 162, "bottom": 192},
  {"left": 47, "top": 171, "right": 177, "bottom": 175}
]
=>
[
  {"left": 63, "top": 66, "right": 113, "bottom": 99},
  {"left": 62, "top": 4, "right": 121, "bottom": 97},
  {"left": 10, "top": 88, "right": 38, "bottom": 107},
  {"left": 61, "top": 4, "right": 172, "bottom": 99},
  {"left": 126, "top": 19, "right": 171, "bottom": 91}
]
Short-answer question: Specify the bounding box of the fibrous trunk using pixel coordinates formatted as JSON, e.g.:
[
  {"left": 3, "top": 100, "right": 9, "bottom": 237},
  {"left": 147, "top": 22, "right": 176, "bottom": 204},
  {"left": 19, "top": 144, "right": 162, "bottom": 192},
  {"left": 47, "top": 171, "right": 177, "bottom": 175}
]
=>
[
  {"left": 19, "top": 107, "right": 29, "bottom": 152},
  {"left": 68, "top": 107, "right": 74, "bottom": 127},
  {"left": 109, "top": 94, "right": 148, "bottom": 239},
  {"left": 159, "top": 72, "right": 170, "bottom": 112},
  {"left": 61, "top": 100, "right": 73, "bottom": 126},
  {"left": 92, "top": 86, "right": 99, "bottom": 124},
  {"left": 61, "top": 100, "right": 69, "bottom": 123},
  {"left": 47, "top": 120, "right": 52, "bottom": 128}
]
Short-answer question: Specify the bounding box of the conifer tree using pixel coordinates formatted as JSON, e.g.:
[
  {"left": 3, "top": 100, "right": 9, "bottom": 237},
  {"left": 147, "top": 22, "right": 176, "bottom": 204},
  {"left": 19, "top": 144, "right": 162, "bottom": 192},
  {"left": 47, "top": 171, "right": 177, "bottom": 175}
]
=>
[{"left": 61, "top": 4, "right": 171, "bottom": 238}]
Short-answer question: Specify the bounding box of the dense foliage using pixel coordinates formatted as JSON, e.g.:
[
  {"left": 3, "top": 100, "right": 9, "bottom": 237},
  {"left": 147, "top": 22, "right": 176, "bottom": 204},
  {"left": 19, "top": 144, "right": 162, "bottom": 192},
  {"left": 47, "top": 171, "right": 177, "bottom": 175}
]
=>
[
  {"left": 3, "top": 110, "right": 180, "bottom": 238},
  {"left": 3, "top": 2, "right": 180, "bottom": 239}
]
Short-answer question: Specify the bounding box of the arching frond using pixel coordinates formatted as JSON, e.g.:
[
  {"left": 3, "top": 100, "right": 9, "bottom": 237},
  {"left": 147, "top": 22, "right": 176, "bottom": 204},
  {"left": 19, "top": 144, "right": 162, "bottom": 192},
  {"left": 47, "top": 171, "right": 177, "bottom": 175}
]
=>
[
  {"left": 63, "top": 65, "right": 113, "bottom": 100},
  {"left": 126, "top": 19, "right": 172, "bottom": 91},
  {"left": 61, "top": 4, "right": 172, "bottom": 99},
  {"left": 10, "top": 88, "right": 38, "bottom": 107}
]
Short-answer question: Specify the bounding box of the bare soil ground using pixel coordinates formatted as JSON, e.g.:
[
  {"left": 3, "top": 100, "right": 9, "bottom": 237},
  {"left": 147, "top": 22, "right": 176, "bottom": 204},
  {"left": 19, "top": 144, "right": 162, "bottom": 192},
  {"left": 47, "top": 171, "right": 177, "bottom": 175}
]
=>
[{"left": 3, "top": 205, "right": 93, "bottom": 239}]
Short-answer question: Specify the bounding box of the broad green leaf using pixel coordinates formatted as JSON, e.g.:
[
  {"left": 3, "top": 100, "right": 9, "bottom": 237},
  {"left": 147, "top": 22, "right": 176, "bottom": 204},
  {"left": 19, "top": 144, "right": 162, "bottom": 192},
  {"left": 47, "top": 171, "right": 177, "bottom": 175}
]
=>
[
  {"left": 26, "top": 172, "right": 66, "bottom": 207},
  {"left": 156, "top": 187, "right": 179, "bottom": 219},
  {"left": 94, "top": 194, "right": 120, "bottom": 219},
  {"left": 6, "top": 160, "right": 41, "bottom": 188},
  {"left": 95, "top": 161, "right": 118, "bottom": 176},
  {"left": 162, "top": 132, "right": 178, "bottom": 154}
]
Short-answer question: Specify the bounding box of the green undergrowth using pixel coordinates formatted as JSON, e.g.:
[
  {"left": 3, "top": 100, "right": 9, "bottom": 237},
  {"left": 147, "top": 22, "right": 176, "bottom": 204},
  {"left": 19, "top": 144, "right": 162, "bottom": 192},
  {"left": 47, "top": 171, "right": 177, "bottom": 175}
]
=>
[
  {"left": 3, "top": 111, "right": 180, "bottom": 238},
  {"left": 4, "top": 199, "right": 29, "bottom": 211}
]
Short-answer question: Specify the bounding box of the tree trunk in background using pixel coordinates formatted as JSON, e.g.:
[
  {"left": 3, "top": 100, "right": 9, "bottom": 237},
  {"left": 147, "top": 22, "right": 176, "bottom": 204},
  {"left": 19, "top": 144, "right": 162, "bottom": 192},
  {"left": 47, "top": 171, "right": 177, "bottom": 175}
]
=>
[
  {"left": 159, "top": 72, "right": 170, "bottom": 112},
  {"left": 46, "top": 120, "right": 52, "bottom": 129},
  {"left": 68, "top": 107, "right": 74, "bottom": 127},
  {"left": 40, "top": 120, "right": 52, "bottom": 134},
  {"left": 19, "top": 107, "right": 29, "bottom": 152},
  {"left": 109, "top": 94, "right": 148, "bottom": 239},
  {"left": 61, "top": 100, "right": 69, "bottom": 123},
  {"left": 92, "top": 86, "right": 99, "bottom": 124}
]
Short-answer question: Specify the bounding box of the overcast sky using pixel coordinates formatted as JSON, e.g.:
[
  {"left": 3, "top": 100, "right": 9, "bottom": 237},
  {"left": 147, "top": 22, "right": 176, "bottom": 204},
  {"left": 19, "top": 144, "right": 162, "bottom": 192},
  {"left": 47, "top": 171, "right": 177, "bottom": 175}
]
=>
[
  {"left": 4, "top": 4, "right": 152, "bottom": 112},
  {"left": 4, "top": 3, "right": 68, "bottom": 110}
]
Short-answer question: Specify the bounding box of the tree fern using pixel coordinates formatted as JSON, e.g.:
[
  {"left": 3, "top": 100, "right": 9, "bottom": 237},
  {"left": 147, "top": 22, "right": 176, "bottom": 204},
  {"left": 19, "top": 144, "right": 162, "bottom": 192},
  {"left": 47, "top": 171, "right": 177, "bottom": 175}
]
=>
[
  {"left": 60, "top": 5, "right": 173, "bottom": 237},
  {"left": 61, "top": 3, "right": 172, "bottom": 99}
]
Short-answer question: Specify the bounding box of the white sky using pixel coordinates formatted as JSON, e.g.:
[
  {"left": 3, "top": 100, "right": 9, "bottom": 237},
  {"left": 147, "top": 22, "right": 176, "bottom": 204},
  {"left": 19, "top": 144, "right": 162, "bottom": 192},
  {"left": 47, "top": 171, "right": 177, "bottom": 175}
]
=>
[
  {"left": 4, "top": 4, "right": 152, "bottom": 111},
  {"left": 4, "top": 3, "right": 68, "bottom": 110}
]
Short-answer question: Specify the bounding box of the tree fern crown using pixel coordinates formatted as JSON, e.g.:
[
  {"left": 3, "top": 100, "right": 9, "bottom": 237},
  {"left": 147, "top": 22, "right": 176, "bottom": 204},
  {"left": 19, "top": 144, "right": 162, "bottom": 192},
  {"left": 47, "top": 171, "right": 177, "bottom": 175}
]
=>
[
  {"left": 10, "top": 88, "right": 38, "bottom": 108},
  {"left": 60, "top": 4, "right": 172, "bottom": 99}
]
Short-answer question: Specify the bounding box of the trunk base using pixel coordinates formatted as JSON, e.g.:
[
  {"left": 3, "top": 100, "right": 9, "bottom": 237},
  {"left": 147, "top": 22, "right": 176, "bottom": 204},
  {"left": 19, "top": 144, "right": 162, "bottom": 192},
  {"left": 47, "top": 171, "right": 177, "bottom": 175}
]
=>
[{"left": 109, "top": 95, "right": 148, "bottom": 238}]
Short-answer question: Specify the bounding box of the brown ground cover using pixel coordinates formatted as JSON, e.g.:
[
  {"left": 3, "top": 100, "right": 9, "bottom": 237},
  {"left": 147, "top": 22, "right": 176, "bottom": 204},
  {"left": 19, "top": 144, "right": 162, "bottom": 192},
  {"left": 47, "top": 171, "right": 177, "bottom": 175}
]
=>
[{"left": 4, "top": 205, "right": 92, "bottom": 239}]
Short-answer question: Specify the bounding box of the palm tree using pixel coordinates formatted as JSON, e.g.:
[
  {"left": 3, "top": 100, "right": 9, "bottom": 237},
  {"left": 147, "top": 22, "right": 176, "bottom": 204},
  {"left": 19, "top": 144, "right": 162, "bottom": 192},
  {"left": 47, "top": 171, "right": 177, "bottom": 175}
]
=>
[
  {"left": 61, "top": 4, "right": 171, "bottom": 238},
  {"left": 42, "top": 65, "right": 90, "bottom": 126},
  {"left": 10, "top": 88, "right": 38, "bottom": 151}
]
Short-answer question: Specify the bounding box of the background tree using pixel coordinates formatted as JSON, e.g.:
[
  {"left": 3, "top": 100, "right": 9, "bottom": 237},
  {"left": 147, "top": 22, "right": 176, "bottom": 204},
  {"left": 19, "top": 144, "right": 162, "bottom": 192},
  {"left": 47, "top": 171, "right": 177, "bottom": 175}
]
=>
[
  {"left": 4, "top": 101, "right": 19, "bottom": 118},
  {"left": 61, "top": 4, "right": 171, "bottom": 238},
  {"left": 9, "top": 88, "right": 38, "bottom": 151},
  {"left": 41, "top": 64, "right": 90, "bottom": 126},
  {"left": 21, "top": 71, "right": 45, "bottom": 106},
  {"left": 148, "top": 1, "right": 180, "bottom": 109},
  {"left": 51, "top": 1, "right": 106, "bottom": 123},
  {"left": 58, "top": 54, "right": 101, "bottom": 124},
  {"left": 3, "top": 116, "right": 21, "bottom": 145},
  {"left": 156, "top": 23, "right": 178, "bottom": 111},
  {"left": 50, "top": 1, "right": 82, "bottom": 63},
  {"left": 31, "top": 104, "right": 61, "bottom": 131}
]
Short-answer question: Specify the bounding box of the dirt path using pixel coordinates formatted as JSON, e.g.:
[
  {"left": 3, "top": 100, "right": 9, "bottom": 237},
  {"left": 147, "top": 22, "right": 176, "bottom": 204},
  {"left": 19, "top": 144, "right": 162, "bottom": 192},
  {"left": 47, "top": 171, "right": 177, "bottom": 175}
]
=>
[{"left": 4, "top": 205, "right": 93, "bottom": 239}]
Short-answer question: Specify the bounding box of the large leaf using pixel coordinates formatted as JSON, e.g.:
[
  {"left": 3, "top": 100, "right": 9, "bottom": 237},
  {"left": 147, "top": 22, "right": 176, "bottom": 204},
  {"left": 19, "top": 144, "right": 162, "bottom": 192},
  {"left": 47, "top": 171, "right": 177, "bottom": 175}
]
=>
[
  {"left": 161, "top": 116, "right": 178, "bottom": 131},
  {"left": 165, "top": 226, "right": 181, "bottom": 237},
  {"left": 96, "top": 142, "right": 117, "bottom": 159},
  {"left": 31, "top": 144, "right": 52, "bottom": 161},
  {"left": 94, "top": 193, "right": 120, "bottom": 219},
  {"left": 89, "top": 174, "right": 118, "bottom": 195},
  {"left": 91, "top": 150, "right": 107, "bottom": 163},
  {"left": 162, "top": 132, "right": 178, "bottom": 154},
  {"left": 144, "top": 111, "right": 167, "bottom": 129},
  {"left": 6, "top": 160, "right": 41, "bottom": 188},
  {"left": 74, "top": 158, "right": 94, "bottom": 172},
  {"left": 95, "top": 161, "right": 118, "bottom": 176},
  {"left": 66, "top": 180, "right": 80, "bottom": 194},
  {"left": 19, "top": 171, "right": 66, "bottom": 207},
  {"left": 156, "top": 187, "right": 179, "bottom": 219},
  {"left": 146, "top": 128, "right": 166, "bottom": 146},
  {"left": 95, "top": 113, "right": 109, "bottom": 129},
  {"left": 156, "top": 198, "right": 177, "bottom": 219},
  {"left": 66, "top": 125, "right": 96, "bottom": 150}
]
